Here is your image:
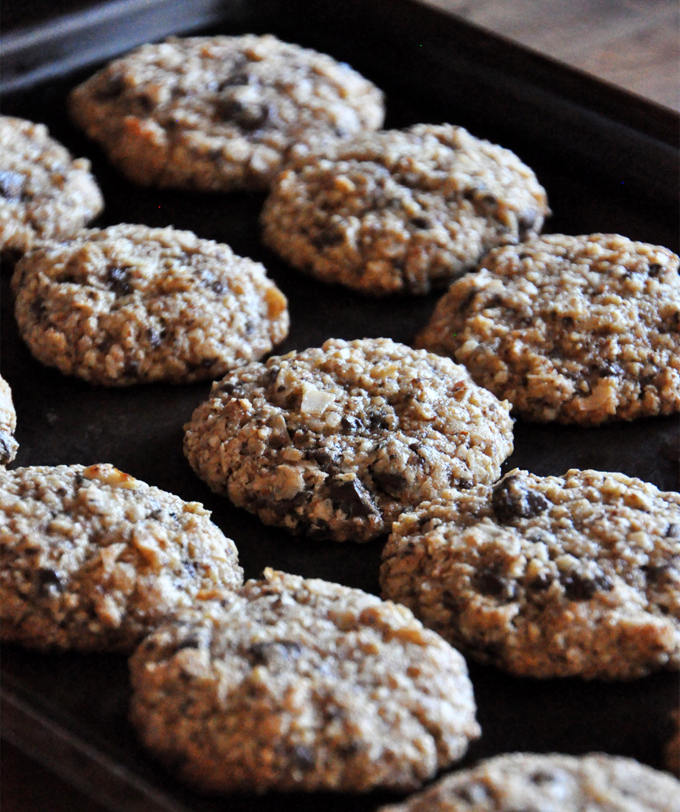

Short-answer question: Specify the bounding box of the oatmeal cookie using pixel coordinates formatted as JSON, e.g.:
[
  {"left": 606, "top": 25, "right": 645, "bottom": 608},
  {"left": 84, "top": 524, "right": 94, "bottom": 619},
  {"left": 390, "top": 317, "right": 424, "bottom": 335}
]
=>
[
  {"left": 377, "top": 752, "right": 680, "bottom": 812},
  {"left": 380, "top": 468, "right": 680, "bottom": 679},
  {"left": 261, "top": 123, "right": 549, "bottom": 296},
  {"left": 0, "top": 115, "right": 103, "bottom": 257},
  {"left": 69, "top": 34, "right": 384, "bottom": 191},
  {"left": 183, "top": 337, "right": 514, "bottom": 542},
  {"left": 0, "top": 463, "right": 243, "bottom": 651},
  {"left": 129, "top": 568, "right": 480, "bottom": 793},
  {"left": 0, "top": 374, "right": 18, "bottom": 465},
  {"left": 416, "top": 233, "right": 680, "bottom": 424},
  {"left": 12, "top": 223, "right": 289, "bottom": 385}
]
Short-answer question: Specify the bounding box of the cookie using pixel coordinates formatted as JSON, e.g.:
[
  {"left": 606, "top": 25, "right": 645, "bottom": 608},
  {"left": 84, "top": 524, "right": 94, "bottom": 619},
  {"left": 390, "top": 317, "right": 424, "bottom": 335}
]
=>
[
  {"left": 416, "top": 233, "right": 680, "bottom": 424},
  {"left": 261, "top": 123, "right": 549, "bottom": 296},
  {"left": 0, "top": 374, "right": 18, "bottom": 465},
  {"left": 0, "top": 115, "right": 103, "bottom": 258},
  {"left": 376, "top": 752, "right": 680, "bottom": 812},
  {"left": 129, "top": 567, "right": 480, "bottom": 793},
  {"left": 69, "top": 34, "right": 385, "bottom": 192},
  {"left": 0, "top": 463, "right": 243, "bottom": 651},
  {"left": 380, "top": 468, "right": 680, "bottom": 679},
  {"left": 183, "top": 337, "right": 514, "bottom": 542},
  {"left": 11, "top": 223, "right": 289, "bottom": 385}
]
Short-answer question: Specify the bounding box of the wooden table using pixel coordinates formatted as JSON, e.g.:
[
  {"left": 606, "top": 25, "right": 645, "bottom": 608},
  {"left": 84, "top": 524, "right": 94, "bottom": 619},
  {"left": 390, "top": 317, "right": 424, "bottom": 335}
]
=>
[
  {"left": 425, "top": 0, "right": 680, "bottom": 112},
  {"left": 2, "top": 2, "right": 678, "bottom": 811}
]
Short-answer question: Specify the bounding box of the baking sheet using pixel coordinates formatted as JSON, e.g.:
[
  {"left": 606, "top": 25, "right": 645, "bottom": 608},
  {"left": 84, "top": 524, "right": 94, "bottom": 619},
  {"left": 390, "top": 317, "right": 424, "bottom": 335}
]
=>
[{"left": 1, "top": 0, "right": 679, "bottom": 809}]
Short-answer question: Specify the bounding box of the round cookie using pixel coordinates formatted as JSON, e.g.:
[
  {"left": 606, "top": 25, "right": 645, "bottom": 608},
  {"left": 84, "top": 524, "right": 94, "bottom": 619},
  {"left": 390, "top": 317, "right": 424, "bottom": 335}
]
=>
[
  {"left": 261, "top": 123, "right": 549, "bottom": 296},
  {"left": 376, "top": 752, "right": 680, "bottom": 812},
  {"left": 0, "top": 374, "right": 18, "bottom": 465},
  {"left": 380, "top": 468, "right": 680, "bottom": 679},
  {"left": 11, "top": 223, "right": 289, "bottom": 385},
  {"left": 416, "top": 233, "right": 680, "bottom": 424},
  {"left": 69, "top": 34, "right": 385, "bottom": 192},
  {"left": 183, "top": 337, "right": 514, "bottom": 542},
  {"left": 0, "top": 463, "right": 243, "bottom": 651},
  {"left": 0, "top": 115, "right": 103, "bottom": 257},
  {"left": 129, "top": 567, "right": 480, "bottom": 793}
]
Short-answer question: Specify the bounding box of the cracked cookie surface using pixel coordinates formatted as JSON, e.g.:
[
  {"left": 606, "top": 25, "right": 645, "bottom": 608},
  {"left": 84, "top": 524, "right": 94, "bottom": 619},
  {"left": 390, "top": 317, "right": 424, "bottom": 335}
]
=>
[
  {"left": 380, "top": 468, "right": 680, "bottom": 679},
  {"left": 377, "top": 752, "right": 680, "bottom": 812},
  {"left": 0, "top": 374, "right": 18, "bottom": 466},
  {"left": 183, "top": 337, "right": 514, "bottom": 542},
  {"left": 0, "top": 115, "right": 103, "bottom": 257},
  {"left": 261, "top": 123, "right": 549, "bottom": 295},
  {"left": 12, "top": 223, "right": 289, "bottom": 385},
  {"left": 416, "top": 233, "right": 680, "bottom": 424},
  {"left": 0, "top": 464, "right": 243, "bottom": 651},
  {"left": 69, "top": 34, "right": 384, "bottom": 191},
  {"left": 129, "top": 568, "right": 480, "bottom": 793}
]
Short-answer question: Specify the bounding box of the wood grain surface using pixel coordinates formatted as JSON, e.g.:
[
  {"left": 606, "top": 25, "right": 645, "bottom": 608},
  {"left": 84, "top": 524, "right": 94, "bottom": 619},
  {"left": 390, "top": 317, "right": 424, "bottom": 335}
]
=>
[
  {"left": 424, "top": 0, "right": 680, "bottom": 111},
  {"left": 2, "top": 2, "right": 678, "bottom": 811}
]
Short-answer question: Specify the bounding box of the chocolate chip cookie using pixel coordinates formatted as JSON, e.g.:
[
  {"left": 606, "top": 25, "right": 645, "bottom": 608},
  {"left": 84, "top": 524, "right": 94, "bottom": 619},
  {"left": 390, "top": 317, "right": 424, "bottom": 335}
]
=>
[
  {"left": 0, "top": 463, "right": 243, "bottom": 651},
  {"left": 261, "top": 123, "right": 549, "bottom": 295},
  {"left": 416, "top": 233, "right": 680, "bottom": 424},
  {"left": 380, "top": 468, "right": 680, "bottom": 679},
  {"left": 377, "top": 752, "right": 680, "bottom": 811},
  {"left": 69, "top": 34, "right": 385, "bottom": 191},
  {"left": 183, "top": 337, "right": 514, "bottom": 542},
  {"left": 0, "top": 374, "right": 18, "bottom": 465},
  {"left": 0, "top": 115, "right": 103, "bottom": 257},
  {"left": 12, "top": 223, "right": 289, "bottom": 385},
  {"left": 129, "top": 568, "right": 480, "bottom": 793}
]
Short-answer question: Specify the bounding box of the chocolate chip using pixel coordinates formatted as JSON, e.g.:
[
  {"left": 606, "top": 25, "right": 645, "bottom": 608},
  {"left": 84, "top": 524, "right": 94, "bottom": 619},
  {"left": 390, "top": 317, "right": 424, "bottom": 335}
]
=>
[
  {"left": 0, "top": 170, "right": 26, "bottom": 201},
  {"left": 491, "top": 475, "right": 550, "bottom": 522},
  {"left": 30, "top": 297, "right": 47, "bottom": 324},
  {"left": 527, "top": 572, "right": 552, "bottom": 591},
  {"left": 474, "top": 568, "right": 516, "bottom": 601},
  {"left": 648, "top": 263, "right": 662, "bottom": 277},
  {"left": 106, "top": 265, "right": 132, "bottom": 296},
  {"left": 35, "top": 568, "right": 63, "bottom": 596},
  {"left": 372, "top": 470, "right": 408, "bottom": 496},
  {"left": 643, "top": 561, "right": 677, "bottom": 585},
  {"left": 291, "top": 744, "right": 315, "bottom": 769},
  {"left": 247, "top": 640, "right": 302, "bottom": 666},
  {"left": 310, "top": 225, "right": 345, "bottom": 250},
  {"left": 529, "top": 768, "right": 558, "bottom": 785},
  {"left": 174, "top": 634, "right": 202, "bottom": 652},
  {"left": 95, "top": 73, "right": 126, "bottom": 100},
  {"left": 666, "top": 523, "right": 680, "bottom": 538},
  {"left": 216, "top": 96, "right": 273, "bottom": 130},
  {"left": 327, "top": 477, "right": 377, "bottom": 519},
  {"left": 561, "top": 571, "right": 613, "bottom": 601},
  {"left": 410, "top": 216, "right": 431, "bottom": 229}
]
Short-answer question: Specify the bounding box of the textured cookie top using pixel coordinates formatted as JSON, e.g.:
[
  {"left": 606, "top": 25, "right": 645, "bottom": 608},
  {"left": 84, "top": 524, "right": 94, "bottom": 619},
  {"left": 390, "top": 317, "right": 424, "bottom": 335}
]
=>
[
  {"left": 0, "top": 116, "right": 103, "bottom": 256},
  {"left": 380, "top": 468, "right": 680, "bottom": 679},
  {"left": 129, "top": 568, "right": 480, "bottom": 793},
  {"left": 12, "top": 223, "right": 289, "bottom": 385},
  {"left": 0, "top": 464, "right": 243, "bottom": 651},
  {"left": 377, "top": 752, "right": 680, "bottom": 812},
  {"left": 183, "top": 337, "right": 514, "bottom": 542},
  {"left": 416, "top": 233, "right": 680, "bottom": 424},
  {"left": 69, "top": 34, "right": 385, "bottom": 191},
  {"left": 0, "top": 375, "right": 18, "bottom": 466},
  {"left": 261, "top": 123, "right": 549, "bottom": 295}
]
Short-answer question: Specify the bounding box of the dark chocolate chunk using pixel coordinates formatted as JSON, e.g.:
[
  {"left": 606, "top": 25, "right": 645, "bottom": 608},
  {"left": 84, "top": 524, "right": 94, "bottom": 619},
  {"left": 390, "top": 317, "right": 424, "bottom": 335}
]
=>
[{"left": 492, "top": 475, "right": 550, "bottom": 522}]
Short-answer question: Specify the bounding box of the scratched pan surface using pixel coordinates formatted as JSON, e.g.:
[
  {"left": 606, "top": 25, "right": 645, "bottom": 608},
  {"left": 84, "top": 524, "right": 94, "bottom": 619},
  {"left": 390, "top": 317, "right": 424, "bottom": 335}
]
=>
[{"left": 1, "top": 1, "right": 679, "bottom": 810}]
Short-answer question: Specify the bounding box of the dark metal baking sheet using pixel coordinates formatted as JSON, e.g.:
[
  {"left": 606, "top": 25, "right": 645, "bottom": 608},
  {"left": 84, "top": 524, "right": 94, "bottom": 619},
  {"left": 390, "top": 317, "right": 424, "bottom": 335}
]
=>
[{"left": 1, "top": 1, "right": 679, "bottom": 809}]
